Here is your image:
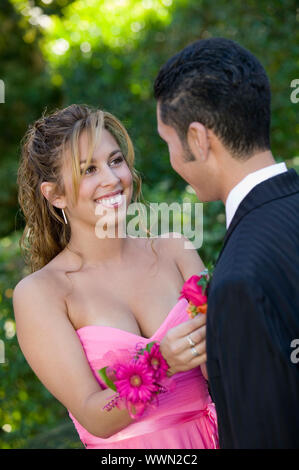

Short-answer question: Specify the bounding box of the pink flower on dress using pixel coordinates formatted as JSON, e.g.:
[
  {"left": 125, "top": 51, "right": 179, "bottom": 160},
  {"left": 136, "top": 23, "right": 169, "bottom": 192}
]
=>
[
  {"left": 139, "top": 342, "right": 169, "bottom": 382},
  {"left": 114, "top": 361, "right": 158, "bottom": 404},
  {"left": 179, "top": 275, "right": 208, "bottom": 307},
  {"left": 99, "top": 343, "right": 174, "bottom": 418}
]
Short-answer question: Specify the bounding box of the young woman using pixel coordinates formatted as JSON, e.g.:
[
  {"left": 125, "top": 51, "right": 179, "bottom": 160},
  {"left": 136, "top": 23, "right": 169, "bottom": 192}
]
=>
[{"left": 13, "top": 104, "right": 218, "bottom": 449}]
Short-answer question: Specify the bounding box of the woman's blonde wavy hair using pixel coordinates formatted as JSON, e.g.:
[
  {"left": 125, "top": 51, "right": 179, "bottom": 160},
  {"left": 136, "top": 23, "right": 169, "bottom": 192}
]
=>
[{"left": 17, "top": 104, "right": 143, "bottom": 273}]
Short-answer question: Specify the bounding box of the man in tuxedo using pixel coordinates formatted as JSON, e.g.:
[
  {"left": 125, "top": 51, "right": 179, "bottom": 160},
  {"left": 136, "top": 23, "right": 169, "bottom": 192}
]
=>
[{"left": 154, "top": 37, "right": 299, "bottom": 448}]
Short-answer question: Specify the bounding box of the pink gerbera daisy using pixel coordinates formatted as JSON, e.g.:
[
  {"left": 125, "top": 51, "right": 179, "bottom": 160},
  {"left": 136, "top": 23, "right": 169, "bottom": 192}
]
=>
[
  {"left": 114, "top": 361, "right": 158, "bottom": 405},
  {"left": 139, "top": 342, "right": 169, "bottom": 382}
]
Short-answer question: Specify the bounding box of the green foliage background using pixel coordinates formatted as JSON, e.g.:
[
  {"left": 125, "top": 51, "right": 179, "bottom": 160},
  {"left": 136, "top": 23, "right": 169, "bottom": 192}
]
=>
[{"left": 0, "top": 0, "right": 298, "bottom": 448}]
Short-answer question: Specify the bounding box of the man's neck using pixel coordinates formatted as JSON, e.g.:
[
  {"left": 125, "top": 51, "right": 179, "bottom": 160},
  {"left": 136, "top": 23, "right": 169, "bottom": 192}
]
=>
[
  {"left": 224, "top": 159, "right": 288, "bottom": 229},
  {"left": 221, "top": 150, "right": 276, "bottom": 205}
]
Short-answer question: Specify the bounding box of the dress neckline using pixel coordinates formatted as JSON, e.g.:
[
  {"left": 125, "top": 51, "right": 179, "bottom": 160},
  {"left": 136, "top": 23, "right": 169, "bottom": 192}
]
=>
[{"left": 76, "top": 297, "right": 188, "bottom": 341}]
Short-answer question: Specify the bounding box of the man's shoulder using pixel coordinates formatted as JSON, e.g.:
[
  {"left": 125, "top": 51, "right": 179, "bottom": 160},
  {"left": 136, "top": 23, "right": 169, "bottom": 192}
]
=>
[
  {"left": 213, "top": 205, "right": 299, "bottom": 299},
  {"left": 228, "top": 192, "right": 299, "bottom": 250},
  {"left": 238, "top": 188, "right": 299, "bottom": 222}
]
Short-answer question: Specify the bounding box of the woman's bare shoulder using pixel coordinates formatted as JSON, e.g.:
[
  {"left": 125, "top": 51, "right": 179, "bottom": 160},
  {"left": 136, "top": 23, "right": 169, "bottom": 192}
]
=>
[
  {"left": 152, "top": 232, "right": 205, "bottom": 280},
  {"left": 146, "top": 232, "right": 193, "bottom": 253},
  {"left": 13, "top": 252, "right": 71, "bottom": 312},
  {"left": 16, "top": 263, "right": 57, "bottom": 289}
]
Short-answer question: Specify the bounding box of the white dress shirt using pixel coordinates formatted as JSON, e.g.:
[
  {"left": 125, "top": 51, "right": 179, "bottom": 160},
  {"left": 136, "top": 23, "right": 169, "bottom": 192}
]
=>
[{"left": 225, "top": 162, "right": 288, "bottom": 229}]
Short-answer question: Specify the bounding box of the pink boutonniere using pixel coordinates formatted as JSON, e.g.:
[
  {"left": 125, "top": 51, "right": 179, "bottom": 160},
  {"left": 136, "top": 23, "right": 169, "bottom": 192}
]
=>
[{"left": 179, "top": 265, "right": 214, "bottom": 319}]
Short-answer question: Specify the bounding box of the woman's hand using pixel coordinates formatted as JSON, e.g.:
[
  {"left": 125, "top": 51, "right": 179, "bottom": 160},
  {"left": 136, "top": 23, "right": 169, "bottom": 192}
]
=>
[{"left": 159, "top": 313, "right": 207, "bottom": 378}]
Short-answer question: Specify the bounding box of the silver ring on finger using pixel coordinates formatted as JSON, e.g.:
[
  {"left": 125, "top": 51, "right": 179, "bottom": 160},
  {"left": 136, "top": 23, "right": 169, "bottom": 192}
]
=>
[
  {"left": 191, "top": 346, "right": 199, "bottom": 357},
  {"left": 187, "top": 334, "right": 196, "bottom": 347}
]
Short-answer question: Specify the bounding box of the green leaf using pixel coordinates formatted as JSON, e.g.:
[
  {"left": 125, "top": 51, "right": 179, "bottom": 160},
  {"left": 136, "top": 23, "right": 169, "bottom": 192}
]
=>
[
  {"left": 98, "top": 367, "right": 117, "bottom": 392},
  {"left": 198, "top": 263, "right": 214, "bottom": 295},
  {"left": 146, "top": 342, "right": 156, "bottom": 353},
  {"left": 197, "top": 277, "right": 208, "bottom": 295}
]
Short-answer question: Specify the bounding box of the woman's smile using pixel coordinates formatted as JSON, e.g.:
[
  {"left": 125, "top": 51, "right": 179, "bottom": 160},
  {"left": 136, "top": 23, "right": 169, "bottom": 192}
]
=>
[{"left": 94, "top": 191, "right": 125, "bottom": 209}]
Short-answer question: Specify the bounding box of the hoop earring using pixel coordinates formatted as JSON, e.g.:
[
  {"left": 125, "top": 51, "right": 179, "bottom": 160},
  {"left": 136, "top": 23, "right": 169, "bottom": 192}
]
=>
[{"left": 61, "top": 208, "right": 68, "bottom": 225}]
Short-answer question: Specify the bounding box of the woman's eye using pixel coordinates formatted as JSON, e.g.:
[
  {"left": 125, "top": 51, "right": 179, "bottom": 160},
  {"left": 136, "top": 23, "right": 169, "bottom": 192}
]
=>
[
  {"left": 110, "top": 156, "right": 124, "bottom": 166},
  {"left": 84, "top": 165, "right": 97, "bottom": 175},
  {"left": 81, "top": 155, "right": 124, "bottom": 175}
]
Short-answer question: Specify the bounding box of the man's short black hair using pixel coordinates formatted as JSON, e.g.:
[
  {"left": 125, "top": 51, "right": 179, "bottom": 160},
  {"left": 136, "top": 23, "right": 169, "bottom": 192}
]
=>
[{"left": 154, "top": 37, "right": 271, "bottom": 159}]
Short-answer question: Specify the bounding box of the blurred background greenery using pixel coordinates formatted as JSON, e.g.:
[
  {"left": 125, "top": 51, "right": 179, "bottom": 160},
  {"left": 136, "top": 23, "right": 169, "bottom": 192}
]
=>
[{"left": 0, "top": 0, "right": 298, "bottom": 449}]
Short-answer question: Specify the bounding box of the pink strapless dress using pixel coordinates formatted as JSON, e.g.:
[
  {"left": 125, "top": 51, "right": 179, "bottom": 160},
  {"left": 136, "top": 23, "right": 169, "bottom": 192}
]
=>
[{"left": 68, "top": 298, "right": 219, "bottom": 449}]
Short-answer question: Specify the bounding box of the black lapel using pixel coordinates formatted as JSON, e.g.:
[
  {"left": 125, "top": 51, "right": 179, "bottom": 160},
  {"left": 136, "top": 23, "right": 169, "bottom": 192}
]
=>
[{"left": 214, "top": 168, "right": 299, "bottom": 267}]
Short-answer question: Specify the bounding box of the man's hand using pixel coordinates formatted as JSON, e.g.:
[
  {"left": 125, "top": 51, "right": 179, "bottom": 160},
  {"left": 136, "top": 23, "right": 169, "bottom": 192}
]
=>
[{"left": 159, "top": 314, "right": 207, "bottom": 377}]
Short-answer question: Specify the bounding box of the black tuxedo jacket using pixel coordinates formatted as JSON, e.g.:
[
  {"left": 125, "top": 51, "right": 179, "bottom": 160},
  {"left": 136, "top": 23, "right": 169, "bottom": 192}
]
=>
[{"left": 206, "top": 168, "right": 299, "bottom": 449}]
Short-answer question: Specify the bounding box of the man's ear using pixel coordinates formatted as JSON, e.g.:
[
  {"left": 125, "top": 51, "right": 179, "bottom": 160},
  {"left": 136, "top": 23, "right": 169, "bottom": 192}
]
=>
[
  {"left": 187, "top": 122, "right": 210, "bottom": 161},
  {"left": 40, "top": 181, "right": 66, "bottom": 209}
]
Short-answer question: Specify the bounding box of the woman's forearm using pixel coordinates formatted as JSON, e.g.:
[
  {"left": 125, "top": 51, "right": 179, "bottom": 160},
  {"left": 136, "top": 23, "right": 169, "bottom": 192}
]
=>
[{"left": 80, "top": 388, "right": 135, "bottom": 438}]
